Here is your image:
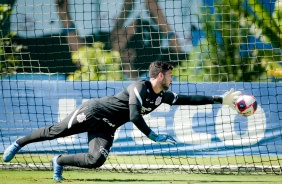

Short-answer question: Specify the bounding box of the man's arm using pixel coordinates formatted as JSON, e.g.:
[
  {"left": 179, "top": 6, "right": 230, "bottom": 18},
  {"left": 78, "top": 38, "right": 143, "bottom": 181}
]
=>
[
  {"left": 168, "top": 89, "right": 242, "bottom": 109},
  {"left": 173, "top": 95, "right": 221, "bottom": 105},
  {"left": 129, "top": 104, "right": 151, "bottom": 136},
  {"left": 129, "top": 104, "right": 176, "bottom": 145},
  {"left": 127, "top": 82, "right": 176, "bottom": 144}
]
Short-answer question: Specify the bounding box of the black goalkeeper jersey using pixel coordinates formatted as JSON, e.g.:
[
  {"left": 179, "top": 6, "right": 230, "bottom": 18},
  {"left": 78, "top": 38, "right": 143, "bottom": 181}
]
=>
[{"left": 88, "top": 80, "right": 216, "bottom": 136}]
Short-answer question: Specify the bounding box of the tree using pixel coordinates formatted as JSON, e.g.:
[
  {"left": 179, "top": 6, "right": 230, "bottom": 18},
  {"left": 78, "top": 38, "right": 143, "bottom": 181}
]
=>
[
  {"left": 0, "top": 4, "right": 21, "bottom": 78},
  {"left": 67, "top": 42, "right": 122, "bottom": 81},
  {"left": 173, "top": 0, "right": 282, "bottom": 82}
]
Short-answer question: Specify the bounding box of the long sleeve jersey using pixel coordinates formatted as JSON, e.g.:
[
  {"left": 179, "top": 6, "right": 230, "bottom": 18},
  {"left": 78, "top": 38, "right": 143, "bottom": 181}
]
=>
[{"left": 90, "top": 80, "right": 221, "bottom": 136}]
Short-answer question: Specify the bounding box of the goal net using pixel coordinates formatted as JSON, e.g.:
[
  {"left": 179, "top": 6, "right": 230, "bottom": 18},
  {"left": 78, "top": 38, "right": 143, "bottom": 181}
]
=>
[{"left": 1, "top": 0, "right": 282, "bottom": 174}]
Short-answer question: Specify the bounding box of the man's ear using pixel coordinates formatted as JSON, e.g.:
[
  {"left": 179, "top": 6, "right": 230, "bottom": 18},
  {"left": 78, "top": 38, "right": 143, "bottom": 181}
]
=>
[{"left": 157, "top": 72, "right": 163, "bottom": 79}]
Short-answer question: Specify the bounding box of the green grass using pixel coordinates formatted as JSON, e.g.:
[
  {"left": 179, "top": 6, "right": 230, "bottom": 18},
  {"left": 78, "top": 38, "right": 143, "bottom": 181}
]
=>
[
  {"left": 0, "top": 170, "right": 282, "bottom": 184},
  {"left": 1, "top": 154, "right": 282, "bottom": 183},
  {"left": 6, "top": 154, "right": 282, "bottom": 166}
]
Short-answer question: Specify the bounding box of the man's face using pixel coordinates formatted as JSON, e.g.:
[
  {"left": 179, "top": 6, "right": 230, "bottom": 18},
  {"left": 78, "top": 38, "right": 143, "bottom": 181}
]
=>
[{"left": 161, "top": 70, "right": 172, "bottom": 91}]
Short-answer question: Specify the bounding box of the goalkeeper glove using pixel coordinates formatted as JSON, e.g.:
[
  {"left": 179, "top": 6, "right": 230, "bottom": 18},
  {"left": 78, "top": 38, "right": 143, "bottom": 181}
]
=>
[
  {"left": 221, "top": 88, "right": 242, "bottom": 109},
  {"left": 148, "top": 131, "right": 177, "bottom": 145}
]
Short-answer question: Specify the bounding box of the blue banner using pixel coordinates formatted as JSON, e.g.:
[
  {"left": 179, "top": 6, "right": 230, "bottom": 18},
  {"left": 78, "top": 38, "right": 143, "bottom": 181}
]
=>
[{"left": 1, "top": 81, "right": 281, "bottom": 156}]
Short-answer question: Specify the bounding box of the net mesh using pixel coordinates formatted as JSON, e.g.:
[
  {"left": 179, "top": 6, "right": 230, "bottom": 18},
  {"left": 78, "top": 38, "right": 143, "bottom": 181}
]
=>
[{"left": 0, "top": 0, "right": 282, "bottom": 174}]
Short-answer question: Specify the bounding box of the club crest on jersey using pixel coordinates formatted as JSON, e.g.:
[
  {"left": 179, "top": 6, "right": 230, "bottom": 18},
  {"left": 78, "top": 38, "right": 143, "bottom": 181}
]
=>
[
  {"left": 141, "top": 106, "right": 152, "bottom": 114},
  {"left": 77, "top": 113, "right": 86, "bottom": 123},
  {"left": 155, "top": 96, "right": 162, "bottom": 105}
]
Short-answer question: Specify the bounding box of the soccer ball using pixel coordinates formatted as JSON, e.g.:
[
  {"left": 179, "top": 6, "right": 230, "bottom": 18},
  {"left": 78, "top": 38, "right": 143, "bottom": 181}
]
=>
[{"left": 235, "top": 95, "right": 257, "bottom": 116}]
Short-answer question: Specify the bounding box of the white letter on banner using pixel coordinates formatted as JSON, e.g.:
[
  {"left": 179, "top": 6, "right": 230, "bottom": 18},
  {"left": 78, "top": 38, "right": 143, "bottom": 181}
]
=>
[
  {"left": 57, "top": 99, "right": 76, "bottom": 143},
  {"left": 174, "top": 105, "right": 212, "bottom": 144},
  {"left": 132, "top": 104, "right": 170, "bottom": 144},
  {"left": 215, "top": 104, "right": 266, "bottom": 146}
]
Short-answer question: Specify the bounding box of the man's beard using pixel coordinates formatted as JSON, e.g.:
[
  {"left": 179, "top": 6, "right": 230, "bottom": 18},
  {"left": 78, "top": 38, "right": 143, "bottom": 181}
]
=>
[{"left": 162, "top": 82, "right": 170, "bottom": 91}]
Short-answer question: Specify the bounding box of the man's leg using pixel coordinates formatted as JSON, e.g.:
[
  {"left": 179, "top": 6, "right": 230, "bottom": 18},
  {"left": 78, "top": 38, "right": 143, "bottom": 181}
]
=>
[
  {"left": 3, "top": 101, "right": 93, "bottom": 162},
  {"left": 52, "top": 132, "right": 113, "bottom": 180},
  {"left": 56, "top": 132, "right": 113, "bottom": 167}
]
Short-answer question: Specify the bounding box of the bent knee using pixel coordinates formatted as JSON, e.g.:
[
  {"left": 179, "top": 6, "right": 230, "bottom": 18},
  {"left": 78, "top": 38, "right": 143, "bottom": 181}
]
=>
[{"left": 85, "top": 153, "right": 107, "bottom": 168}]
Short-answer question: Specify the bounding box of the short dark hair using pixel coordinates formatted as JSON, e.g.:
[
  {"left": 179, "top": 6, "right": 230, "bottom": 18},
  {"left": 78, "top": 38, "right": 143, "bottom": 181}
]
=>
[{"left": 149, "top": 61, "right": 174, "bottom": 78}]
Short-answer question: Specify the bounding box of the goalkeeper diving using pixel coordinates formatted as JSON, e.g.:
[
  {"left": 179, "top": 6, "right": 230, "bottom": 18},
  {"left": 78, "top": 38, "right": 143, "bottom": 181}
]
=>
[{"left": 2, "top": 61, "right": 242, "bottom": 181}]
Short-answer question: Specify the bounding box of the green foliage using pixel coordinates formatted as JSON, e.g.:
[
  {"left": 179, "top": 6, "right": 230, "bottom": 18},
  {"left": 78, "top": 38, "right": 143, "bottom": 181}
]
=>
[
  {"left": 0, "top": 4, "right": 21, "bottom": 78},
  {"left": 68, "top": 42, "right": 122, "bottom": 81},
  {"left": 173, "top": 0, "right": 282, "bottom": 82},
  {"left": 246, "top": 0, "right": 282, "bottom": 78}
]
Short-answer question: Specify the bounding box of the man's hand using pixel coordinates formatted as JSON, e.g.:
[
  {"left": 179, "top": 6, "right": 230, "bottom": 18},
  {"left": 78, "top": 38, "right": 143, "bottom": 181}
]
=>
[
  {"left": 155, "top": 134, "right": 177, "bottom": 145},
  {"left": 149, "top": 131, "right": 177, "bottom": 145},
  {"left": 222, "top": 88, "right": 242, "bottom": 109}
]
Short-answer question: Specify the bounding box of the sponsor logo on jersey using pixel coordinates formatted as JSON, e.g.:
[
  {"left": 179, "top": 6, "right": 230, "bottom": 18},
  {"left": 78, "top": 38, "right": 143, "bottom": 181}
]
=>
[
  {"left": 103, "top": 118, "right": 115, "bottom": 127},
  {"left": 99, "top": 146, "right": 109, "bottom": 158},
  {"left": 76, "top": 113, "right": 86, "bottom": 123},
  {"left": 155, "top": 96, "right": 162, "bottom": 106}
]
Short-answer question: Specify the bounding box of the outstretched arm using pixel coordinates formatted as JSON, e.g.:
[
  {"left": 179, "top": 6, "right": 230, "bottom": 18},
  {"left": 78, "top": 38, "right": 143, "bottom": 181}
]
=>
[
  {"left": 173, "top": 95, "right": 218, "bottom": 105},
  {"left": 171, "top": 89, "right": 242, "bottom": 109}
]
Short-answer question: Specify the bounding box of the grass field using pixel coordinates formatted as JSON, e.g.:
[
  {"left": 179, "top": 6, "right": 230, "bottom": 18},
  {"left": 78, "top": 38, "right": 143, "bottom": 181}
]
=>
[
  {"left": 1, "top": 170, "right": 282, "bottom": 184},
  {"left": 1, "top": 155, "right": 282, "bottom": 184},
  {"left": 3, "top": 154, "right": 282, "bottom": 166}
]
